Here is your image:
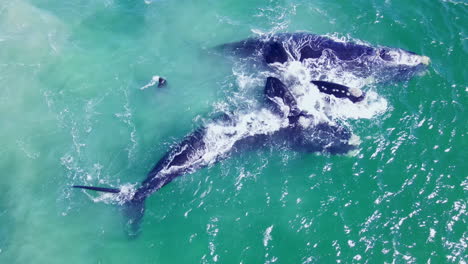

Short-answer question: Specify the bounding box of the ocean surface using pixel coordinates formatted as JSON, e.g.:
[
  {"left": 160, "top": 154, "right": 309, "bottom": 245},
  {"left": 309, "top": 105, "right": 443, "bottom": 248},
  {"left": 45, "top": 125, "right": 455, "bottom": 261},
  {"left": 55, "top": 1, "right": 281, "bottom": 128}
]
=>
[{"left": 0, "top": 0, "right": 466, "bottom": 263}]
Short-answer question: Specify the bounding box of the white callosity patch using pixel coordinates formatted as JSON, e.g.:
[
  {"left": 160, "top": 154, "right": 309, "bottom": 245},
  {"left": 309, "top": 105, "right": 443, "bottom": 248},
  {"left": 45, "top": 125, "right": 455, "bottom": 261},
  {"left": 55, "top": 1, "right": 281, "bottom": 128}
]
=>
[
  {"left": 349, "top": 87, "right": 363, "bottom": 97},
  {"left": 379, "top": 48, "right": 431, "bottom": 67}
]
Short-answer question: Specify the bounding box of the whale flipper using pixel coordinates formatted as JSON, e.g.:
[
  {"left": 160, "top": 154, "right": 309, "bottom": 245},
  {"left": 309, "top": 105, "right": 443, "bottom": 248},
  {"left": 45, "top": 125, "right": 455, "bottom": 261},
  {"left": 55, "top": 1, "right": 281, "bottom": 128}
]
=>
[{"left": 72, "top": 185, "right": 121, "bottom": 193}]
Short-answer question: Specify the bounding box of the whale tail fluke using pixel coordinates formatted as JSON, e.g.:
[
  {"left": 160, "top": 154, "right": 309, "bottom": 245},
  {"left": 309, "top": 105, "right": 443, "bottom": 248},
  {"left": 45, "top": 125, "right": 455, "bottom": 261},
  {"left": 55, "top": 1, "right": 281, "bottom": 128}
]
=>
[
  {"left": 123, "top": 197, "right": 146, "bottom": 238},
  {"left": 72, "top": 185, "right": 146, "bottom": 237},
  {"left": 72, "top": 185, "right": 121, "bottom": 193}
]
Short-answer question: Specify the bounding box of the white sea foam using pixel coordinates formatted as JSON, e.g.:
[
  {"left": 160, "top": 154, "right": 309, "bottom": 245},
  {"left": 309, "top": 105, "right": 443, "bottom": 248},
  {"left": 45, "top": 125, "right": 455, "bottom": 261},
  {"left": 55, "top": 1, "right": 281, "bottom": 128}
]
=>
[
  {"left": 85, "top": 34, "right": 395, "bottom": 202},
  {"left": 158, "top": 56, "right": 387, "bottom": 175},
  {"left": 140, "top": 75, "right": 161, "bottom": 90},
  {"left": 382, "top": 49, "right": 430, "bottom": 67},
  {"left": 202, "top": 109, "right": 287, "bottom": 161},
  {"left": 159, "top": 109, "right": 288, "bottom": 175},
  {"left": 149, "top": 33, "right": 399, "bottom": 184},
  {"left": 263, "top": 225, "right": 274, "bottom": 247},
  {"left": 277, "top": 60, "right": 388, "bottom": 123},
  {"left": 88, "top": 183, "right": 137, "bottom": 205}
]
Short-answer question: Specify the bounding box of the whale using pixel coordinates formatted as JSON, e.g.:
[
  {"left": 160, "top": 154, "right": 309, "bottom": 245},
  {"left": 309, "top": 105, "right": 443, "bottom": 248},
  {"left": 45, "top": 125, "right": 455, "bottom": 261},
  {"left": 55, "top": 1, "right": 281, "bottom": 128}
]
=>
[
  {"left": 73, "top": 33, "right": 431, "bottom": 236},
  {"left": 218, "top": 32, "right": 430, "bottom": 84},
  {"left": 75, "top": 116, "right": 274, "bottom": 236},
  {"left": 73, "top": 76, "right": 361, "bottom": 236}
]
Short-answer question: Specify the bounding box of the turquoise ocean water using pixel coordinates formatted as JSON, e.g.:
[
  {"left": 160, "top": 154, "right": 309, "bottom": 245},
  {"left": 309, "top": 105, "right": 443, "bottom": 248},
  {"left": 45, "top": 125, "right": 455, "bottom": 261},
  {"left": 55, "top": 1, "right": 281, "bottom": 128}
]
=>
[{"left": 0, "top": 0, "right": 466, "bottom": 263}]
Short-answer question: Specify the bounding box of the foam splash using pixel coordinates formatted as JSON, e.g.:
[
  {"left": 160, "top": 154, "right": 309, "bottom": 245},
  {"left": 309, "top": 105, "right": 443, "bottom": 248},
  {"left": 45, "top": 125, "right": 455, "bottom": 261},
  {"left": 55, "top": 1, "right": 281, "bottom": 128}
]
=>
[
  {"left": 276, "top": 60, "right": 388, "bottom": 123},
  {"left": 87, "top": 183, "right": 137, "bottom": 205},
  {"left": 202, "top": 109, "right": 287, "bottom": 163},
  {"left": 391, "top": 50, "right": 430, "bottom": 66},
  {"left": 224, "top": 41, "right": 390, "bottom": 157},
  {"left": 160, "top": 109, "right": 288, "bottom": 175},
  {"left": 157, "top": 70, "right": 377, "bottom": 175},
  {"left": 259, "top": 32, "right": 429, "bottom": 86},
  {"left": 140, "top": 75, "right": 161, "bottom": 90},
  {"left": 79, "top": 33, "right": 392, "bottom": 205}
]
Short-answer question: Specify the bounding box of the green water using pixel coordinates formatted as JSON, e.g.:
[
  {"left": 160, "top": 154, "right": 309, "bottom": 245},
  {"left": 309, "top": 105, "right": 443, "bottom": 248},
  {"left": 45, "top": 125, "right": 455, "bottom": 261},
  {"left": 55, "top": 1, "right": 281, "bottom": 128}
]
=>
[{"left": 0, "top": 0, "right": 466, "bottom": 263}]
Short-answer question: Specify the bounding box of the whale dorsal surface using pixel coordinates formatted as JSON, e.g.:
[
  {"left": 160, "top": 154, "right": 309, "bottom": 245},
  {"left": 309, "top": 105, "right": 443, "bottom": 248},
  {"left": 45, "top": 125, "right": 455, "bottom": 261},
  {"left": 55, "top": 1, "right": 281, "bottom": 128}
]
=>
[
  {"left": 264, "top": 77, "right": 300, "bottom": 117},
  {"left": 218, "top": 32, "right": 430, "bottom": 84}
]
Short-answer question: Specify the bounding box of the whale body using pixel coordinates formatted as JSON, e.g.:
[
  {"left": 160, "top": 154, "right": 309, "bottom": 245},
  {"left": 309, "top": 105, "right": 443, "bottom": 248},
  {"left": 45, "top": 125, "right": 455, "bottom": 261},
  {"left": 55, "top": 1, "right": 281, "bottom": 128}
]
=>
[
  {"left": 218, "top": 32, "right": 430, "bottom": 84},
  {"left": 74, "top": 76, "right": 360, "bottom": 236}
]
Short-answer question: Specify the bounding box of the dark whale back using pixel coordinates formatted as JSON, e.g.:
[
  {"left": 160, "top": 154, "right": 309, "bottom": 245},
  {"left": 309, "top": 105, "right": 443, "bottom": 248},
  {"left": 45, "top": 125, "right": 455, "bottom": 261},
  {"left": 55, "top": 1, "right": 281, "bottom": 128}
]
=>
[
  {"left": 275, "top": 122, "right": 356, "bottom": 155},
  {"left": 263, "top": 41, "right": 289, "bottom": 64},
  {"left": 137, "top": 129, "right": 207, "bottom": 200},
  {"left": 269, "top": 33, "right": 375, "bottom": 62},
  {"left": 264, "top": 77, "right": 300, "bottom": 116},
  {"left": 218, "top": 33, "right": 376, "bottom": 63},
  {"left": 218, "top": 32, "right": 429, "bottom": 84}
]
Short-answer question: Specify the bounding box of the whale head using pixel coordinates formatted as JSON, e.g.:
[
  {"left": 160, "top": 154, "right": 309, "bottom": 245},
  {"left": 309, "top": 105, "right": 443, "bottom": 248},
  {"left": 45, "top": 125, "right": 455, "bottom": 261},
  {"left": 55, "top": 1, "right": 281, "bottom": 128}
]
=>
[
  {"left": 374, "top": 47, "right": 430, "bottom": 82},
  {"left": 378, "top": 48, "right": 430, "bottom": 66}
]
